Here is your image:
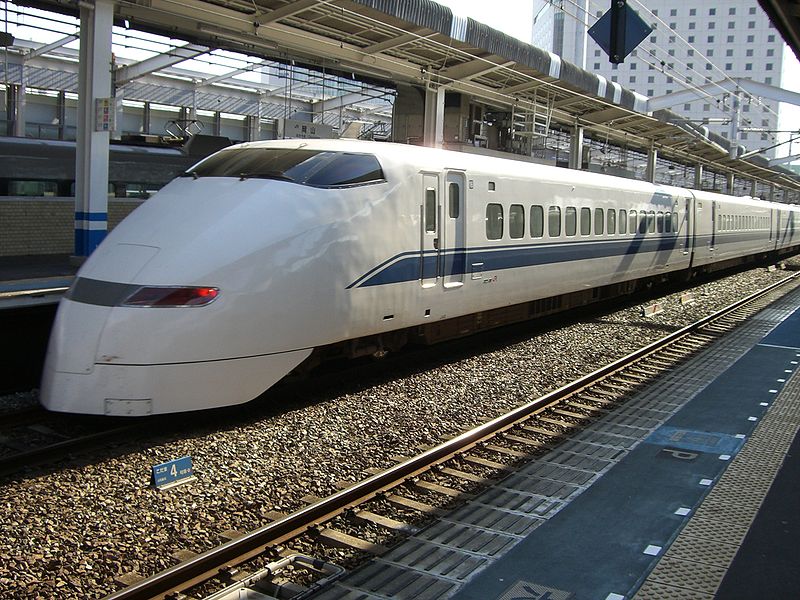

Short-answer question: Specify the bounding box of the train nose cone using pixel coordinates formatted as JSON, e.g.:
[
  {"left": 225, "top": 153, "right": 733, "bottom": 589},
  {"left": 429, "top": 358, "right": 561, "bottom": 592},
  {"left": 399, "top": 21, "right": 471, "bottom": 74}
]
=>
[{"left": 40, "top": 244, "right": 161, "bottom": 415}]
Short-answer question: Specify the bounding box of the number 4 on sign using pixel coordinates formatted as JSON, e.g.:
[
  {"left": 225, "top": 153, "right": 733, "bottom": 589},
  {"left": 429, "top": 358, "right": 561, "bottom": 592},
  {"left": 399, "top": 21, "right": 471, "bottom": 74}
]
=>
[{"left": 151, "top": 456, "right": 195, "bottom": 490}]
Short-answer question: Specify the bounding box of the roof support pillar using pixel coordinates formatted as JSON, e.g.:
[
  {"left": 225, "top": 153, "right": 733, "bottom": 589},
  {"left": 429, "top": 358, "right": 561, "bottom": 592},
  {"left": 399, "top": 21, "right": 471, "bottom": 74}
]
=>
[
  {"left": 74, "top": 0, "right": 113, "bottom": 258},
  {"left": 727, "top": 172, "right": 735, "bottom": 194},
  {"left": 13, "top": 81, "right": 26, "bottom": 137},
  {"left": 112, "top": 89, "right": 124, "bottom": 140},
  {"left": 645, "top": 141, "right": 657, "bottom": 183},
  {"left": 750, "top": 180, "right": 757, "bottom": 197},
  {"left": 213, "top": 111, "right": 222, "bottom": 136},
  {"left": 569, "top": 122, "right": 584, "bottom": 170},
  {"left": 423, "top": 85, "right": 445, "bottom": 148},
  {"left": 694, "top": 164, "right": 704, "bottom": 190},
  {"left": 57, "top": 90, "right": 67, "bottom": 140},
  {"left": 142, "top": 101, "right": 151, "bottom": 134},
  {"left": 770, "top": 184, "right": 775, "bottom": 202}
]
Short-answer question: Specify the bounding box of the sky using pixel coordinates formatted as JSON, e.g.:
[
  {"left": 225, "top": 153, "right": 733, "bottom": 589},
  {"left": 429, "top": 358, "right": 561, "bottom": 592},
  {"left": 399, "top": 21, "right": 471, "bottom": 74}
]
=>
[{"left": 436, "top": 0, "right": 534, "bottom": 44}]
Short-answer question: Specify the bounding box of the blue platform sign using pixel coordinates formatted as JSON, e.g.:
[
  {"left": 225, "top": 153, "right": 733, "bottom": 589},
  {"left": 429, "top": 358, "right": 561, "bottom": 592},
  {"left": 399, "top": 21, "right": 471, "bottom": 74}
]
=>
[{"left": 151, "top": 456, "right": 195, "bottom": 490}]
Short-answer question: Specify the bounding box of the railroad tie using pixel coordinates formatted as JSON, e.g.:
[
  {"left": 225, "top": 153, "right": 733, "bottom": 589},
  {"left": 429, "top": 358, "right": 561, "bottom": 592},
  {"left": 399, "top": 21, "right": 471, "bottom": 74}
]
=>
[
  {"left": 383, "top": 493, "right": 448, "bottom": 517},
  {"left": 315, "top": 528, "right": 389, "bottom": 555}
]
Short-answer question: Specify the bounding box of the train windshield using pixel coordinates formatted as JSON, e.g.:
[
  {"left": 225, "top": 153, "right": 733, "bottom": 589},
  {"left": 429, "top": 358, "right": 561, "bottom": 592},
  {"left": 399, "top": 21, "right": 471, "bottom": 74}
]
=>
[{"left": 183, "top": 148, "right": 385, "bottom": 188}]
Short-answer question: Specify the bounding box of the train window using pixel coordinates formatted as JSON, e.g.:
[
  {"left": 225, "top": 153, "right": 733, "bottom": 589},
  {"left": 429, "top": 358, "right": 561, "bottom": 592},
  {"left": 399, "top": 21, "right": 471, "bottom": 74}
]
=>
[
  {"left": 185, "top": 148, "right": 385, "bottom": 188},
  {"left": 548, "top": 206, "right": 561, "bottom": 237},
  {"left": 118, "top": 182, "right": 159, "bottom": 199},
  {"left": 665, "top": 212, "right": 672, "bottom": 233},
  {"left": 530, "top": 205, "right": 544, "bottom": 237},
  {"left": 629, "top": 210, "right": 637, "bottom": 233},
  {"left": 639, "top": 212, "right": 648, "bottom": 234},
  {"left": 8, "top": 180, "right": 59, "bottom": 196},
  {"left": 657, "top": 212, "right": 664, "bottom": 233},
  {"left": 565, "top": 207, "right": 577, "bottom": 236},
  {"left": 488, "top": 182, "right": 496, "bottom": 191},
  {"left": 486, "top": 203, "right": 504, "bottom": 240},
  {"left": 509, "top": 204, "right": 525, "bottom": 239},
  {"left": 672, "top": 212, "right": 679, "bottom": 231},
  {"left": 425, "top": 189, "right": 437, "bottom": 233},
  {"left": 619, "top": 209, "right": 627, "bottom": 234},
  {"left": 607, "top": 209, "right": 616, "bottom": 234},
  {"left": 595, "top": 208, "right": 604, "bottom": 235},
  {"left": 647, "top": 211, "right": 656, "bottom": 233},
  {"left": 580, "top": 208, "right": 591, "bottom": 235},
  {"left": 448, "top": 183, "right": 460, "bottom": 219}
]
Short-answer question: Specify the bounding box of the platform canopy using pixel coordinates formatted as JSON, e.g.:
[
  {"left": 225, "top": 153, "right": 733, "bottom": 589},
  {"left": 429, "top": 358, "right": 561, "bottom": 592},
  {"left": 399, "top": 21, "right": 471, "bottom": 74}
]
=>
[
  {"left": 759, "top": 0, "right": 800, "bottom": 64},
  {"left": 19, "top": 0, "right": 800, "bottom": 192}
]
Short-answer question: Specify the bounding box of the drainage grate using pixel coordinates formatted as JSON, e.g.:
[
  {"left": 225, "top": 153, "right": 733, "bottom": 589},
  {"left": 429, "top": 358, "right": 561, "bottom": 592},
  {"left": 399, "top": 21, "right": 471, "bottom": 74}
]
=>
[{"left": 496, "top": 580, "right": 573, "bottom": 600}]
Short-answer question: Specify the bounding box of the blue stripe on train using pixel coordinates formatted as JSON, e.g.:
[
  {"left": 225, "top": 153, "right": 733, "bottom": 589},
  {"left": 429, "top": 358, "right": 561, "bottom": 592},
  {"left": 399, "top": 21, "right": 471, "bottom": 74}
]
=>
[{"left": 348, "top": 229, "right": 775, "bottom": 289}]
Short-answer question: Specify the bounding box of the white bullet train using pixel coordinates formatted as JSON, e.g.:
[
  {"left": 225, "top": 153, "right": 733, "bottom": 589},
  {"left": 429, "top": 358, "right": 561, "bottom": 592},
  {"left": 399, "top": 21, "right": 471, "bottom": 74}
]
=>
[{"left": 41, "top": 139, "right": 800, "bottom": 415}]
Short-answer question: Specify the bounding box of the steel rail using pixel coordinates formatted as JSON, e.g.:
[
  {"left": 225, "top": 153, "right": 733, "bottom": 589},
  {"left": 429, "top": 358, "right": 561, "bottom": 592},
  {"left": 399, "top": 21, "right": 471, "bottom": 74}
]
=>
[
  {"left": 0, "top": 407, "right": 48, "bottom": 429},
  {"left": 0, "top": 424, "right": 141, "bottom": 477},
  {"left": 103, "top": 270, "right": 800, "bottom": 600}
]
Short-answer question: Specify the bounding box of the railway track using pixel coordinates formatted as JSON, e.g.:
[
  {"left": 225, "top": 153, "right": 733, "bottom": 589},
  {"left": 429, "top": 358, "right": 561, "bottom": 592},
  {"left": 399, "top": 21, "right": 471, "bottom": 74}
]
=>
[
  {"left": 0, "top": 409, "right": 140, "bottom": 477},
  {"left": 102, "top": 270, "right": 800, "bottom": 600}
]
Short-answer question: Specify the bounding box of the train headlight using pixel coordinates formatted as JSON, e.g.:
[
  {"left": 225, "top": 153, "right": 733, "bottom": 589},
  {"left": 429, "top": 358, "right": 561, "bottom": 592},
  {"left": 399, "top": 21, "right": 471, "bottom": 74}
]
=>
[{"left": 121, "top": 286, "right": 220, "bottom": 307}]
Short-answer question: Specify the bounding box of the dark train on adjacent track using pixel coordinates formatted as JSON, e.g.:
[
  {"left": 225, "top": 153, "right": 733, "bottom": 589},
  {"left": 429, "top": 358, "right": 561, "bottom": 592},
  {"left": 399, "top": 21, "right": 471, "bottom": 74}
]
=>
[{"left": 0, "top": 134, "right": 231, "bottom": 199}]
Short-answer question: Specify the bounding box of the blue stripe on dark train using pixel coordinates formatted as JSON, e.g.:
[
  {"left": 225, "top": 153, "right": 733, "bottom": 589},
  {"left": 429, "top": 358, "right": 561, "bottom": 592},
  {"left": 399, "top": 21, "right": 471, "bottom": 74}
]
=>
[{"left": 351, "top": 235, "right": 683, "bottom": 288}]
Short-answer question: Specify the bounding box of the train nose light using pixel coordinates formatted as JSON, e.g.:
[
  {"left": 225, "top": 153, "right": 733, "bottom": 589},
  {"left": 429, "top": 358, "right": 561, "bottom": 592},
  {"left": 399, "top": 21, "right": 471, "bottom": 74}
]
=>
[{"left": 121, "top": 286, "right": 220, "bottom": 307}]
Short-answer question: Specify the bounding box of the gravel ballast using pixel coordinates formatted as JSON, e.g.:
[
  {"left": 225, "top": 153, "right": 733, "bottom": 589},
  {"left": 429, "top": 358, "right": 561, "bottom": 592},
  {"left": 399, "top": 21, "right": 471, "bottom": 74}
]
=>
[{"left": 1, "top": 261, "right": 798, "bottom": 599}]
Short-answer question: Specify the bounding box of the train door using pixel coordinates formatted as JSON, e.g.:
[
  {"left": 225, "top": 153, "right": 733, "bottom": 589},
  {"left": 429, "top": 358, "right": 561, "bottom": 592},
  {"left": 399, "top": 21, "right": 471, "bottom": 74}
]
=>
[
  {"left": 710, "top": 200, "right": 717, "bottom": 253},
  {"left": 442, "top": 171, "right": 466, "bottom": 288},
  {"left": 420, "top": 173, "right": 440, "bottom": 287},
  {"left": 682, "top": 196, "right": 692, "bottom": 257}
]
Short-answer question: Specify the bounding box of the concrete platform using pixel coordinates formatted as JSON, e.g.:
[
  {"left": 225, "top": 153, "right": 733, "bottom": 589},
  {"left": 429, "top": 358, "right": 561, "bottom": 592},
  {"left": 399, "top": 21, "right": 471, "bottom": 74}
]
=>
[{"left": 312, "top": 286, "right": 800, "bottom": 600}]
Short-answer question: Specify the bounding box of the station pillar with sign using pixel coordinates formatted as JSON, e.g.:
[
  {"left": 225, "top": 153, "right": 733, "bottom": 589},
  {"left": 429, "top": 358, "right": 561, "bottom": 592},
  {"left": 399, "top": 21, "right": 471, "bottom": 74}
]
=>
[{"left": 74, "top": 0, "right": 114, "bottom": 259}]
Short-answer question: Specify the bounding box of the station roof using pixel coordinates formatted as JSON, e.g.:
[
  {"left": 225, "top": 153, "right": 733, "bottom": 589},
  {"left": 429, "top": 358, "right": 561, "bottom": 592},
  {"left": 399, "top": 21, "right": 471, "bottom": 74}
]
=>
[
  {"left": 759, "top": 0, "right": 800, "bottom": 64},
  {"left": 21, "top": 0, "right": 800, "bottom": 193}
]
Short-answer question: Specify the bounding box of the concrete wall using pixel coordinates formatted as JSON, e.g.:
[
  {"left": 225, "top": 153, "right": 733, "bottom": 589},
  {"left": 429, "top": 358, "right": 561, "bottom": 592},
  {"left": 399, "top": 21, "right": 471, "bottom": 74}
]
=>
[{"left": 0, "top": 198, "right": 142, "bottom": 257}]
